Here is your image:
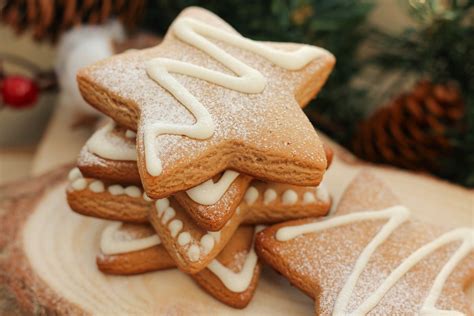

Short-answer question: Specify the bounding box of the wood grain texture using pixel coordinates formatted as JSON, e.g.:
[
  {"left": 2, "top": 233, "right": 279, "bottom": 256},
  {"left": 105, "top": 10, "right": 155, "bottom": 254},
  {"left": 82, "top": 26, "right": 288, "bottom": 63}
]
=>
[
  {"left": 0, "top": 167, "right": 312, "bottom": 315},
  {"left": 0, "top": 134, "right": 472, "bottom": 315},
  {"left": 0, "top": 165, "right": 85, "bottom": 315}
]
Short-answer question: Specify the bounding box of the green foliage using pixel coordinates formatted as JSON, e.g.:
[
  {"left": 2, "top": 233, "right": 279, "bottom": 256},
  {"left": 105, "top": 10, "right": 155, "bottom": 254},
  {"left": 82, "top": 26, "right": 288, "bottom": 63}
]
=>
[
  {"left": 142, "top": 0, "right": 374, "bottom": 143},
  {"left": 368, "top": 0, "right": 474, "bottom": 186},
  {"left": 370, "top": 1, "right": 473, "bottom": 90}
]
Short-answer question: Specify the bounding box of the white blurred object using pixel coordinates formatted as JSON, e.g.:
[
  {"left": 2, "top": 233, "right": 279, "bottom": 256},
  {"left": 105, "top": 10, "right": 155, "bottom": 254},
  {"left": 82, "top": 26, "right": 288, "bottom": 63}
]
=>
[{"left": 55, "top": 20, "right": 125, "bottom": 116}]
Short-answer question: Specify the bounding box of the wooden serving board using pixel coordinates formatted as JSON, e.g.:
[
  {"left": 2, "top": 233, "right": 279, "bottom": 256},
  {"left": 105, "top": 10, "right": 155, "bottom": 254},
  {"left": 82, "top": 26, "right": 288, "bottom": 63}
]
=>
[{"left": 0, "top": 104, "right": 472, "bottom": 314}]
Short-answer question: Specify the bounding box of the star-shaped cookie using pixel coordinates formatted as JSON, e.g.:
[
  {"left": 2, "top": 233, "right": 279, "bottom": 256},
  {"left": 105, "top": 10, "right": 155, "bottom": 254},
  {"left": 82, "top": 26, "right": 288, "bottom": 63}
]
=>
[
  {"left": 66, "top": 168, "right": 331, "bottom": 228},
  {"left": 76, "top": 121, "right": 333, "bottom": 230},
  {"left": 66, "top": 167, "right": 331, "bottom": 273},
  {"left": 77, "top": 7, "right": 335, "bottom": 198},
  {"left": 256, "top": 172, "right": 474, "bottom": 315},
  {"left": 77, "top": 121, "right": 253, "bottom": 230},
  {"left": 97, "top": 222, "right": 261, "bottom": 308}
]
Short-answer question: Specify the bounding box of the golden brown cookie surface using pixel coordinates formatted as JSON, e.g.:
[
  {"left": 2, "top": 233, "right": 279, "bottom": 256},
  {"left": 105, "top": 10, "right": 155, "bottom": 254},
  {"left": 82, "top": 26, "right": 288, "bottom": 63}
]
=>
[
  {"left": 66, "top": 167, "right": 331, "bottom": 226},
  {"left": 96, "top": 222, "right": 261, "bottom": 308},
  {"left": 78, "top": 123, "right": 335, "bottom": 232},
  {"left": 78, "top": 123, "right": 141, "bottom": 185},
  {"left": 173, "top": 173, "right": 253, "bottom": 231},
  {"left": 97, "top": 222, "right": 175, "bottom": 274},
  {"left": 148, "top": 196, "right": 246, "bottom": 274},
  {"left": 76, "top": 122, "right": 334, "bottom": 230},
  {"left": 78, "top": 122, "right": 253, "bottom": 230},
  {"left": 67, "top": 168, "right": 148, "bottom": 223},
  {"left": 256, "top": 172, "right": 474, "bottom": 315},
  {"left": 77, "top": 7, "right": 335, "bottom": 198}
]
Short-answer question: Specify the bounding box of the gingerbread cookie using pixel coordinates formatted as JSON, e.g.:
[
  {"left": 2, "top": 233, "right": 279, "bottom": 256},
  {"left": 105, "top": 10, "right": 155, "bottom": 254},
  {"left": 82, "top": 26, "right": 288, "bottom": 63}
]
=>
[
  {"left": 97, "top": 222, "right": 261, "bottom": 308},
  {"left": 78, "top": 121, "right": 334, "bottom": 230},
  {"left": 79, "top": 121, "right": 253, "bottom": 230},
  {"left": 78, "top": 122, "right": 141, "bottom": 185},
  {"left": 191, "top": 225, "right": 262, "bottom": 309},
  {"left": 97, "top": 222, "right": 175, "bottom": 274},
  {"left": 256, "top": 172, "right": 474, "bottom": 315},
  {"left": 173, "top": 172, "right": 253, "bottom": 230},
  {"left": 66, "top": 168, "right": 331, "bottom": 226},
  {"left": 148, "top": 196, "right": 247, "bottom": 273},
  {"left": 77, "top": 7, "right": 335, "bottom": 198},
  {"left": 240, "top": 178, "right": 331, "bottom": 225},
  {"left": 68, "top": 167, "right": 330, "bottom": 273},
  {"left": 68, "top": 171, "right": 331, "bottom": 274},
  {"left": 77, "top": 126, "right": 333, "bottom": 231},
  {"left": 66, "top": 168, "right": 148, "bottom": 223}
]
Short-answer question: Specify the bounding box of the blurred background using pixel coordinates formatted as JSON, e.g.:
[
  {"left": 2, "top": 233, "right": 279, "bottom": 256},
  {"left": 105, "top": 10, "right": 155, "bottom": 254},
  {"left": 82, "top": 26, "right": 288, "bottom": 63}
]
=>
[{"left": 0, "top": 0, "right": 472, "bottom": 186}]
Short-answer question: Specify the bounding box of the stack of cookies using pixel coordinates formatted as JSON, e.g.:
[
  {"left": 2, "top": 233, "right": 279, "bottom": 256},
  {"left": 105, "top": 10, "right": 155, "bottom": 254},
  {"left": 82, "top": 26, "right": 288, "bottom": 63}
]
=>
[
  {"left": 65, "top": 7, "right": 474, "bottom": 313},
  {"left": 66, "top": 7, "right": 336, "bottom": 308}
]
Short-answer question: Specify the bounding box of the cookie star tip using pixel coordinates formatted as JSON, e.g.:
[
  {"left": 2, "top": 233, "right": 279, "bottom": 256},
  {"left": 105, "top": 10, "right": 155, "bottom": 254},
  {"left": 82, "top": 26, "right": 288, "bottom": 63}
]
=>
[{"left": 78, "top": 7, "right": 334, "bottom": 196}]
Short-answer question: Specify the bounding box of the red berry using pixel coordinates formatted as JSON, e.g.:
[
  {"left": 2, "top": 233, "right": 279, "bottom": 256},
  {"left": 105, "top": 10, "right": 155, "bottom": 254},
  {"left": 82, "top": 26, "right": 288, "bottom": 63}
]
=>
[{"left": 1, "top": 75, "right": 39, "bottom": 109}]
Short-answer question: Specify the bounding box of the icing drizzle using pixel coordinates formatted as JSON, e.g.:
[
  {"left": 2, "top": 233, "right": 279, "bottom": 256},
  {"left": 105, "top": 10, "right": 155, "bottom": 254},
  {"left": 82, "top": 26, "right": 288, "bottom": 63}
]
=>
[
  {"left": 185, "top": 170, "right": 239, "bottom": 205},
  {"left": 205, "top": 225, "right": 262, "bottom": 293},
  {"left": 85, "top": 122, "right": 240, "bottom": 205},
  {"left": 84, "top": 120, "right": 330, "bottom": 206},
  {"left": 276, "top": 205, "right": 474, "bottom": 315},
  {"left": 100, "top": 222, "right": 161, "bottom": 255},
  {"left": 144, "top": 17, "right": 322, "bottom": 176},
  {"left": 69, "top": 168, "right": 330, "bottom": 216},
  {"left": 99, "top": 222, "right": 261, "bottom": 293},
  {"left": 154, "top": 198, "right": 223, "bottom": 263},
  {"left": 86, "top": 122, "right": 137, "bottom": 161}
]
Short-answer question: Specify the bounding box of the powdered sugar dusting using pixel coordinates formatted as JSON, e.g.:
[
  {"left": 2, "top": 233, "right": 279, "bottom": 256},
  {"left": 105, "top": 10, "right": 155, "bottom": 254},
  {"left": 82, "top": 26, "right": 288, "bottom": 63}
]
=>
[
  {"left": 260, "top": 173, "right": 474, "bottom": 314},
  {"left": 81, "top": 123, "right": 245, "bottom": 215},
  {"left": 266, "top": 217, "right": 473, "bottom": 314},
  {"left": 84, "top": 8, "right": 330, "bottom": 176},
  {"left": 78, "top": 122, "right": 137, "bottom": 173},
  {"left": 185, "top": 174, "right": 244, "bottom": 222},
  {"left": 112, "top": 223, "right": 156, "bottom": 242},
  {"left": 227, "top": 250, "right": 249, "bottom": 272},
  {"left": 106, "top": 124, "right": 136, "bottom": 153}
]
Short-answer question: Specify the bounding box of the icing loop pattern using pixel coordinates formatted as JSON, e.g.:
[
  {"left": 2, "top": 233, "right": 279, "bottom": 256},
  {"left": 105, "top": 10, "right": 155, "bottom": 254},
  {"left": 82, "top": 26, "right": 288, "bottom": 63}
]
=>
[
  {"left": 145, "top": 17, "right": 322, "bottom": 175},
  {"left": 99, "top": 222, "right": 261, "bottom": 293},
  {"left": 276, "top": 205, "right": 474, "bottom": 315},
  {"left": 207, "top": 226, "right": 261, "bottom": 293},
  {"left": 186, "top": 170, "right": 240, "bottom": 205},
  {"left": 87, "top": 122, "right": 137, "bottom": 162},
  {"left": 85, "top": 121, "right": 330, "bottom": 206},
  {"left": 100, "top": 222, "right": 161, "bottom": 255}
]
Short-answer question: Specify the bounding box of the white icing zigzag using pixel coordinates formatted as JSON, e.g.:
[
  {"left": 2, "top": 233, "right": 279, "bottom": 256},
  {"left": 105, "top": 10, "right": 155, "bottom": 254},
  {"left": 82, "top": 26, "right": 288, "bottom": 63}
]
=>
[
  {"left": 145, "top": 17, "right": 323, "bottom": 176},
  {"left": 276, "top": 205, "right": 474, "bottom": 315},
  {"left": 84, "top": 119, "right": 330, "bottom": 206}
]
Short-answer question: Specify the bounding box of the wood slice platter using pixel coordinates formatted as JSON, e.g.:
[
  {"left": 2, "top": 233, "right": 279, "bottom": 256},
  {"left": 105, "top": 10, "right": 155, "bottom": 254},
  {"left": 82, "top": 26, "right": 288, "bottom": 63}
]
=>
[{"left": 0, "top": 138, "right": 472, "bottom": 315}]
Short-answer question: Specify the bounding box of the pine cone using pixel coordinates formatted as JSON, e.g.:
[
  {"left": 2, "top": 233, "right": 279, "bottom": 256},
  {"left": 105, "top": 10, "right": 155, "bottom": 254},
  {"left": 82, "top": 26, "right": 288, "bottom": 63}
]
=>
[
  {"left": 353, "top": 80, "right": 465, "bottom": 173},
  {"left": 1, "top": 0, "right": 145, "bottom": 42}
]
